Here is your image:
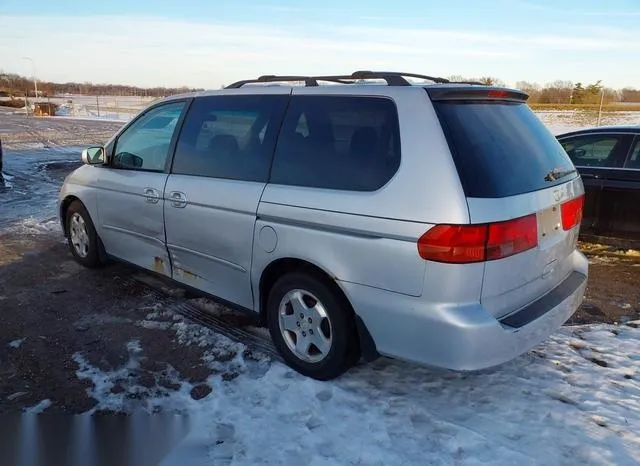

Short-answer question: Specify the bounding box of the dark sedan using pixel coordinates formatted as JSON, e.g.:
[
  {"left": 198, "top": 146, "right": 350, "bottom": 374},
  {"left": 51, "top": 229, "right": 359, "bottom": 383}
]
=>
[{"left": 557, "top": 126, "right": 640, "bottom": 240}]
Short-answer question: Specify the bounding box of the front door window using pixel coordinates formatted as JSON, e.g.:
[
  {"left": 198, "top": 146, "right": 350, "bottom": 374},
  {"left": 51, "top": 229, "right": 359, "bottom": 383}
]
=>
[{"left": 112, "top": 102, "right": 186, "bottom": 171}]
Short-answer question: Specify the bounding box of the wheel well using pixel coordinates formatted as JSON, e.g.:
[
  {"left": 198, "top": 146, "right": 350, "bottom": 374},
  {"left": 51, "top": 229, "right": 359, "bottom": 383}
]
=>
[
  {"left": 259, "top": 258, "right": 379, "bottom": 362},
  {"left": 60, "top": 195, "right": 80, "bottom": 235},
  {"left": 259, "top": 259, "right": 353, "bottom": 325}
]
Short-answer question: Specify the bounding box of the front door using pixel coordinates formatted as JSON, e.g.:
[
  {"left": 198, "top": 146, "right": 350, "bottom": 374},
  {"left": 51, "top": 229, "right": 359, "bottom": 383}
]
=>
[
  {"left": 96, "top": 100, "right": 188, "bottom": 275},
  {"left": 164, "top": 91, "right": 290, "bottom": 309}
]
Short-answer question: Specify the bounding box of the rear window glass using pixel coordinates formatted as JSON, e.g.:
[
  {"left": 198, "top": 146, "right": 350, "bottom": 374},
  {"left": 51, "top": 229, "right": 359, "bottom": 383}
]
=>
[{"left": 433, "top": 101, "right": 576, "bottom": 198}]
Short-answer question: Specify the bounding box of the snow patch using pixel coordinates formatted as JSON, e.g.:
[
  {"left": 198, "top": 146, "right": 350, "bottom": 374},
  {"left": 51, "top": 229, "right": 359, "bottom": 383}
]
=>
[
  {"left": 537, "top": 110, "right": 640, "bottom": 135},
  {"left": 6, "top": 217, "right": 62, "bottom": 235},
  {"left": 7, "top": 391, "right": 28, "bottom": 401},
  {"left": 9, "top": 338, "right": 26, "bottom": 348},
  {"left": 141, "top": 304, "right": 177, "bottom": 321},
  {"left": 137, "top": 320, "right": 173, "bottom": 330},
  {"left": 24, "top": 399, "right": 52, "bottom": 414},
  {"left": 73, "top": 340, "right": 198, "bottom": 414}
]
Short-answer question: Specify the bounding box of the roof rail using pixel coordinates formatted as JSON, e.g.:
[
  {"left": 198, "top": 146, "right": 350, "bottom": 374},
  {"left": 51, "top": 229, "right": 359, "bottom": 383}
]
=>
[{"left": 224, "top": 71, "right": 455, "bottom": 89}]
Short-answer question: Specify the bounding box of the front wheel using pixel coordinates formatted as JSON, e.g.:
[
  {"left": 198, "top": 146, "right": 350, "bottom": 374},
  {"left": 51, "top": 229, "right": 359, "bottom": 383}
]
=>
[
  {"left": 65, "top": 200, "right": 104, "bottom": 268},
  {"left": 267, "top": 272, "right": 360, "bottom": 380}
]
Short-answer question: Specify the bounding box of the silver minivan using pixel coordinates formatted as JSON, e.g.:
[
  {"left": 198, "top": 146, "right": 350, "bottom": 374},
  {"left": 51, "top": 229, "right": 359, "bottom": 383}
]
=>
[{"left": 59, "top": 71, "right": 588, "bottom": 380}]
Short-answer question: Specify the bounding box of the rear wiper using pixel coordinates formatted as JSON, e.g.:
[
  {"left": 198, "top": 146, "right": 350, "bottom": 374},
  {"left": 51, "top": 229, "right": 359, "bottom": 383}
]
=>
[{"left": 544, "top": 168, "right": 576, "bottom": 182}]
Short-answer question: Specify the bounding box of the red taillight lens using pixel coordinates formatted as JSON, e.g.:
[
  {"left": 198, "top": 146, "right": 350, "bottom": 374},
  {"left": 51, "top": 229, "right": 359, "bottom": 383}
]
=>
[
  {"left": 418, "top": 214, "right": 538, "bottom": 263},
  {"left": 561, "top": 195, "right": 584, "bottom": 230},
  {"left": 418, "top": 224, "right": 488, "bottom": 263},
  {"left": 486, "top": 214, "right": 538, "bottom": 260}
]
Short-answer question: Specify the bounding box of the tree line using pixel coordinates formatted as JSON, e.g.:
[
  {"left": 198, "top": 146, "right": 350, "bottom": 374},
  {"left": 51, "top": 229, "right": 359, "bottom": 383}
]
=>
[
  {"left": 0, "top": 72, "right": 203, "bottom": 98},
  {"left": 451, "top": 76, "right": 640, "bottom": 104},
  {"left": 1, "top": 71, "right": 639, "bottom": 104}
]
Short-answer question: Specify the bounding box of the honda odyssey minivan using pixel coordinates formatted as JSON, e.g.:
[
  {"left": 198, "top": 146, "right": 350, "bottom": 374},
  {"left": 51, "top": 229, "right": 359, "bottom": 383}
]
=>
[{"left": 59, "top": 71, "right": 588, "bottom": 380}]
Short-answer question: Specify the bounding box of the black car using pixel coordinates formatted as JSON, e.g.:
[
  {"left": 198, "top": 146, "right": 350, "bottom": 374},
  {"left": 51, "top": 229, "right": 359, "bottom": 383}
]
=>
[{"left": 556, "top": 126, "right": 640, "bottom": 241}]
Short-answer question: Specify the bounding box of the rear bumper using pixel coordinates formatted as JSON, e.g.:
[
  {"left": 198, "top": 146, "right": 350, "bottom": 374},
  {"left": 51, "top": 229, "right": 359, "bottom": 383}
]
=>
[{"left": 341, "top": 250, "right": 588, "bottom": 371}]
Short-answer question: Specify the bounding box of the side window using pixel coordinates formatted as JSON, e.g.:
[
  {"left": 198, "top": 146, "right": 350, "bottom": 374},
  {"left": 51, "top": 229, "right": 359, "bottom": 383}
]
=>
[
  {"left": 270, "top": 96, "right": 401, "bottom": 191},
  {"left": 172, "top": 95, "right": 289, "bottom": 182},
  {"left": 112, "top": 101, "right": 185, "bottom": 171},
  {"left": 559, "top": 135, "right": 624, "bottom": 168},
  {"left": 626, "top": 139, "right": 640, "bottom": 169}
]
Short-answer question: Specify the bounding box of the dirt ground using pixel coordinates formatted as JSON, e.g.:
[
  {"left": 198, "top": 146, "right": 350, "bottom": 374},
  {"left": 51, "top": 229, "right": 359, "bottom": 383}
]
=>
[
  {"left": 0, "top": 112, "right": 122, "bottom": 149},
  {"left": 0, "top": 232, "right": 236, "bottom": 414},
  {"left": 573, "top": 242, "right": 640, "bottom": 325}
]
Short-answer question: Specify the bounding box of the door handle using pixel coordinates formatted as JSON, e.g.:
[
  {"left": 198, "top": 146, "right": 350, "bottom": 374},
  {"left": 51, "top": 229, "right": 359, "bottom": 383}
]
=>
[
  {"left": 169, "top": 191, "right": 187, "bottom": 208},
  {"left": 143, "top": 187, "right": 160, "bottom": 204}
]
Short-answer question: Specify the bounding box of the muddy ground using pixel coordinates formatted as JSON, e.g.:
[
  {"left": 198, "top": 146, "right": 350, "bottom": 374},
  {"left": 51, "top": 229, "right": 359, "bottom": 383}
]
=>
[{"left": 0, "top": 231, "right": 256, "bottom": 414}]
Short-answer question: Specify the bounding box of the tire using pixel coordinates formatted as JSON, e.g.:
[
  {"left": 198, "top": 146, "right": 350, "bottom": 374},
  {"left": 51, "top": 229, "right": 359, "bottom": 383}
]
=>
[
  {"left": 267, "top": 272, "right": 360, "bottom": 380},
  {"left": 65, "top": 200, "right": 105, "bottom": 268}
]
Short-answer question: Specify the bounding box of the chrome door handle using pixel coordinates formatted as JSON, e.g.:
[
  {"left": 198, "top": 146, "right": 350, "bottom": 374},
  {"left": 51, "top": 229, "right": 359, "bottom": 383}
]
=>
[
  {"left": 144, "top": 187, "right": 160, "bottom": 204},
  {"left": 169, "top": 191, "right": 187, "bottom": 208}
]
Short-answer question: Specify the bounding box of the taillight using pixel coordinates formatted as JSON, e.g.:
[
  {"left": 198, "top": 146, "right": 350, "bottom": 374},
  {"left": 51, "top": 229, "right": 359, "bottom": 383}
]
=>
[
  {"left": 561, "top": 195, "right": 584, "bottom": 230},
  {"left": 417, "top": 224, "right": 488, "bottom": 264},
  {"left": 486, "top": 215, "right": 538, "bottom": 260},
  {"left": 418, "top": 214, "right": 538, "bottom": 263}
]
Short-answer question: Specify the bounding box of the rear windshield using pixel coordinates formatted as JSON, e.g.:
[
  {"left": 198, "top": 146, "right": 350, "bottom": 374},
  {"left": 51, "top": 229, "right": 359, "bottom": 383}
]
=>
[{"left": 433, "top": 101, "right": 576, "bottom": 198}]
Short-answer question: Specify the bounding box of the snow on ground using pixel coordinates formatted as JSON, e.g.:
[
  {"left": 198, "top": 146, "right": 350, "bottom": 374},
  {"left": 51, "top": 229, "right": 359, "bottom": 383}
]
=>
[
  {"left": 164, "top": 323, "right": 639, "bottom": 466},
  {"left": 73, "top": 340, "right": 202, "bottom": 414},
  {"left": 72, "top": 299, "right": 640, "bottom": 466},
  {"left": 24, "top": 399, "right": 53, "bottom": 415},
  {"left": 536, "top": 110, "right": 640, "bottom": 135},
  {"left": 55, "top": 103, "right": 140, "bottom": 122},
  {"left": 8, "top": 338, "right": 26, "bottom": 348},
  {"left": 5, "top": 217, "right": 62, "bottom": 236},
  {"left": 52, "top": 95, "right": 155, "bottom": 122}
]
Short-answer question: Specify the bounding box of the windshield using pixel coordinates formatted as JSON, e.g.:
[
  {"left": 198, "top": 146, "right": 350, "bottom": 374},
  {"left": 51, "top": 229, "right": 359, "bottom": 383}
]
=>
[{"left": 433, "top": 100, "right": 576, "bottom": 198}]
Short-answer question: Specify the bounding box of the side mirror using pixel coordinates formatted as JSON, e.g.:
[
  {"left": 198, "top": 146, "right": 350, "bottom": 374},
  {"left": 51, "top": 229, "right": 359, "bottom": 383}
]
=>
[
  {"left": 113, "top": 152, "right": 143, "bottom": 168},
  {"left": 82, "top": 147, "right": 105, "bottom": 165}
]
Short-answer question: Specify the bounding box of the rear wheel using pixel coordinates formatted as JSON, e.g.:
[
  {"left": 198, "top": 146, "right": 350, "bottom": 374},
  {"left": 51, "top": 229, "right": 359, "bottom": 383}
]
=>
[
  {"left": 65, "top": 200, "right": 104, "bottom": 268},
  {"left": 267, "top": 272, "right": 359, "bottom": 380}
]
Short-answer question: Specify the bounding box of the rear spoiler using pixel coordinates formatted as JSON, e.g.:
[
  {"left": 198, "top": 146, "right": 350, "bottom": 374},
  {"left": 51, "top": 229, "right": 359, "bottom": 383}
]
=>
[{"left": 426, "top": 86, "right": 529, "bottom": 102}]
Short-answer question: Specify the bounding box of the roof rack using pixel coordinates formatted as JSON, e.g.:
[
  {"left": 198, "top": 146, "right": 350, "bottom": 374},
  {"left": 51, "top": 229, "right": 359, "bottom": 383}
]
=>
[{"left": 225, "top": 71, "right": 474, "bottom": 89}]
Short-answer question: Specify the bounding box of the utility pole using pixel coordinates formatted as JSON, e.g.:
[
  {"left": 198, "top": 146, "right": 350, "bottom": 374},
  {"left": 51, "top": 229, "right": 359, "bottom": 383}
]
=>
[
  {"left": 96, "top": 95, "right": 100, "bottom": 117},
  {"left": 596, "top": 86, "right": 605, "bottom": 127},
  {"left": 22, "top": 57, "right": 38, "bottom": 99}
]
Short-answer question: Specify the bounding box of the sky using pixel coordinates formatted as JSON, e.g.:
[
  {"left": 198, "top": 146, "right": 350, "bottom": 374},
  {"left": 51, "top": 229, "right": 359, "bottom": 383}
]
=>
[{"left": 0, "top": 0, "right": 638, "bottom": 89}]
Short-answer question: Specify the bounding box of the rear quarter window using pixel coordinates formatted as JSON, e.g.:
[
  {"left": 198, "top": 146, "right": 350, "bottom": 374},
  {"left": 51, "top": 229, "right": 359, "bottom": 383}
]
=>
[
  {"left": 270, "top": 96, "right": 401, "bottom": 191},
  {"left": 433, "top": 100, "right": 576, "bottom": 198}
]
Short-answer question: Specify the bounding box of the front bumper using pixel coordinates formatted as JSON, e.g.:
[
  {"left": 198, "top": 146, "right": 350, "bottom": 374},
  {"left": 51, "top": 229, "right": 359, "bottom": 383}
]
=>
[{"left": 341, "top": 251, "right": 588, "bottom": 371}]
